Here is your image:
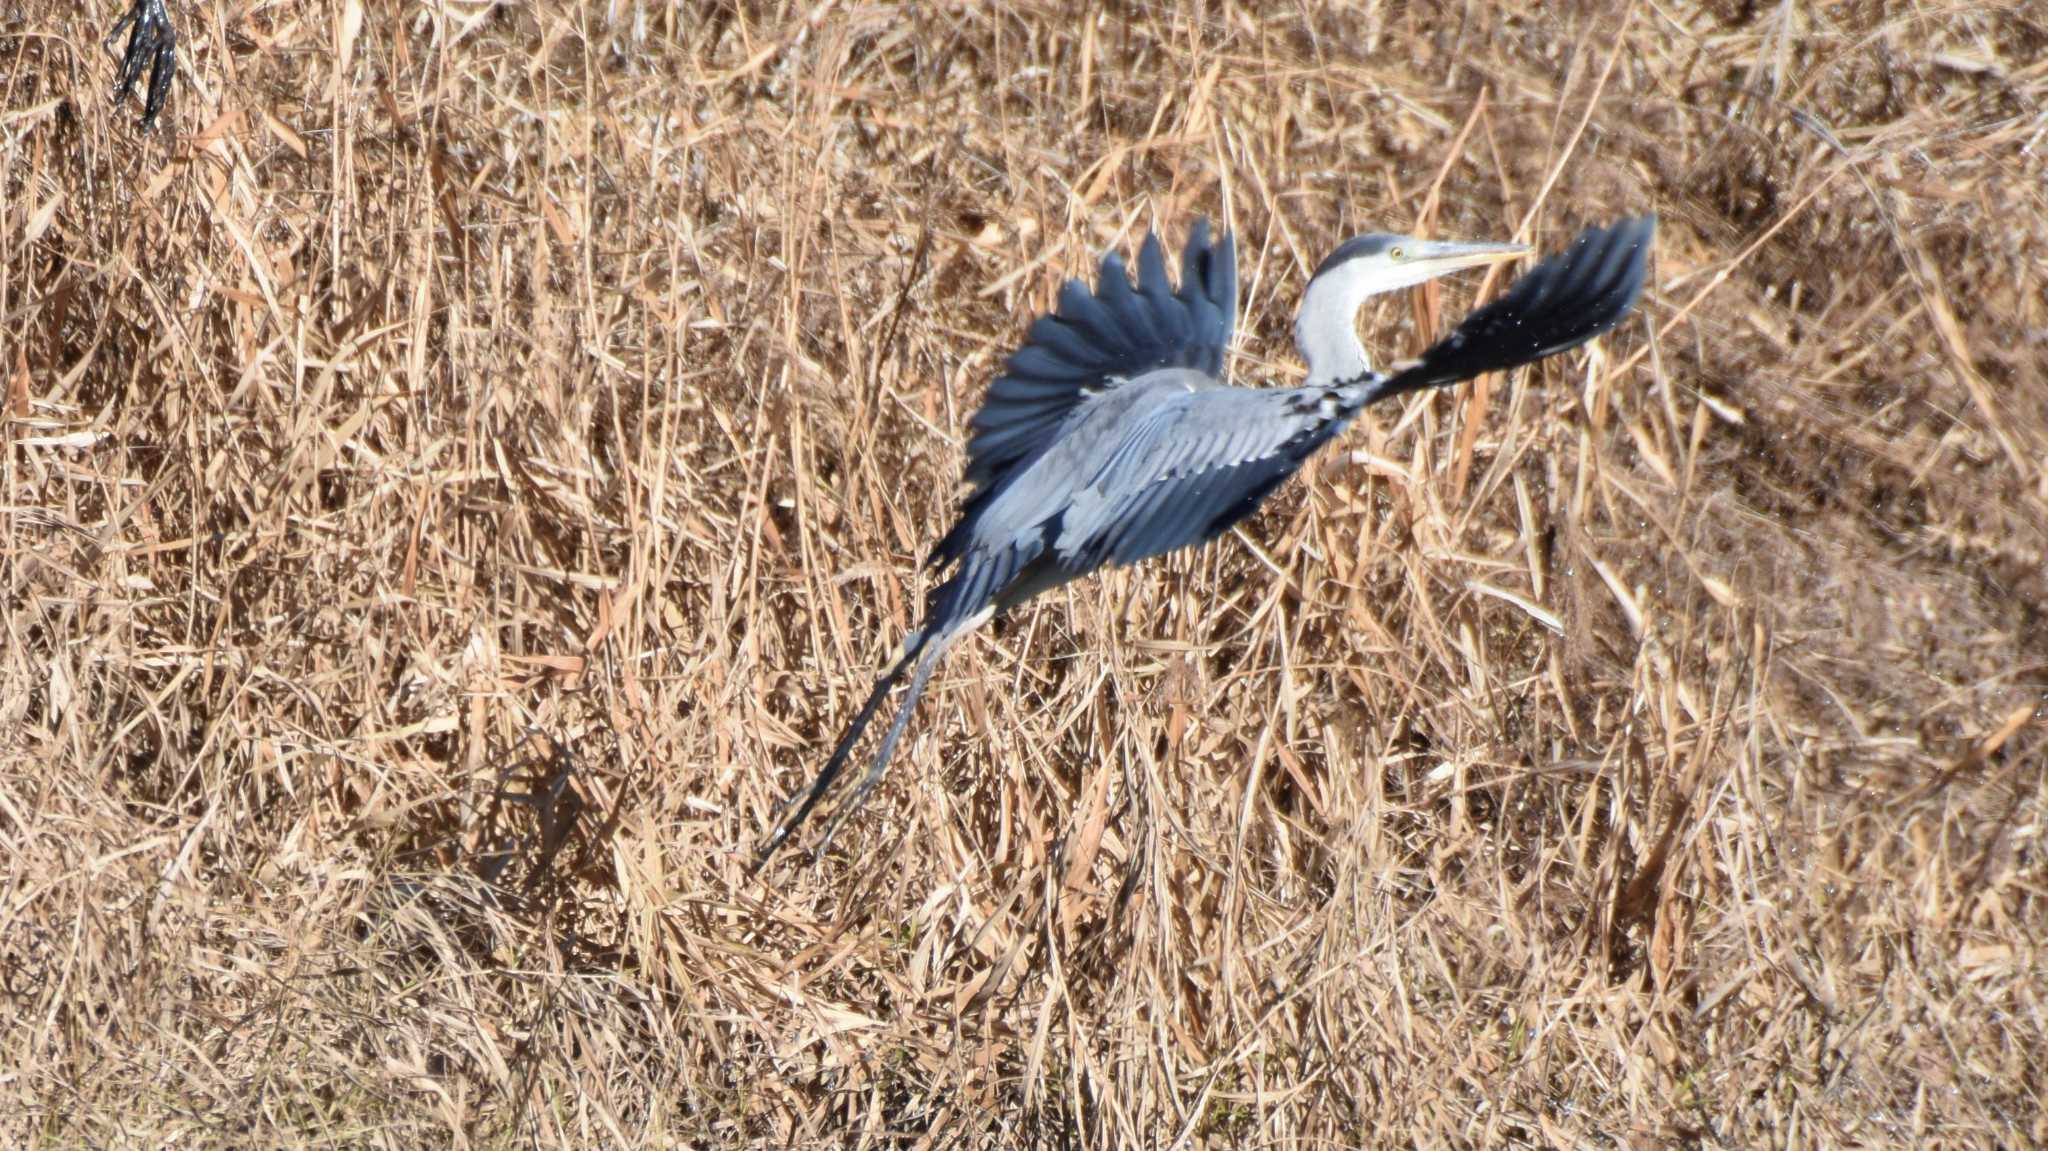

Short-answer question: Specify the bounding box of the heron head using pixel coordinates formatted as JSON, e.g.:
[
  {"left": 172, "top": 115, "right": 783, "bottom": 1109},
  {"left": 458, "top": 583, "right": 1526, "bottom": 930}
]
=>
[
  {"left": 1311, "top": 233, "right": 1530, "bottom": 295},
  {"left": 1297, "top": 232, "right": 1528, "bottom": 386}
]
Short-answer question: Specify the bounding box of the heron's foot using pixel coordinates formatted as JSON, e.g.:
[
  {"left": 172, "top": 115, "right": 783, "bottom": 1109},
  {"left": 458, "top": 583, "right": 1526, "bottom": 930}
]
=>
[{"left": 107, "top": 0, "right": 177, "bottom": 132}]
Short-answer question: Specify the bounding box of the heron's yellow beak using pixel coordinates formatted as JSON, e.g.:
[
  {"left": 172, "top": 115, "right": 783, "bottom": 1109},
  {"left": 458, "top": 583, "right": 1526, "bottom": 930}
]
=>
[{"left": 1399, "top": 238, "right": 1530, "bottom": 275}]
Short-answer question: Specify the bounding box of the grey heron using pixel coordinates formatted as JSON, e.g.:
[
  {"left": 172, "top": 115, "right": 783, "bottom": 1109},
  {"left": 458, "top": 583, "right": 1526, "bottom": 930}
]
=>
[{"left": 756, "top": 214, "right": 1656, "bottom": 870}]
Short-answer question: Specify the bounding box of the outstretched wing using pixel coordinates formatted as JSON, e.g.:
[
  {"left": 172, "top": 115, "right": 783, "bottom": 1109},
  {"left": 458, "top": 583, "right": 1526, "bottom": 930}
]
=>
[
  {"left": 1368, "top": 215, "right": 1655, "bottom": 402},
  {"left": 1046, "top": 386, "right": 1347, "bottom": 576},
  {"left": 963, "top": 223, "right": 1238, "bottom": 492},
  {"left": 1033, "top": 217, "right": 1658, "bottom": 579}
]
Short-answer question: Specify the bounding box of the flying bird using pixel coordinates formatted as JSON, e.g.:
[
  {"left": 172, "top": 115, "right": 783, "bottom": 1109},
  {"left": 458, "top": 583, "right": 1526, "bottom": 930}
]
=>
[{"left": 756, "top": 214, "right": 1656, "bottom": 869}]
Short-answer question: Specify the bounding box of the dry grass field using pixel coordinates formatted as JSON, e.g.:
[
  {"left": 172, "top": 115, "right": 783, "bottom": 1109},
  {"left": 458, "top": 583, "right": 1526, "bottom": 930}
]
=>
[{"left": 5, "top": 0, "right": 2047, "bottom": 1146}]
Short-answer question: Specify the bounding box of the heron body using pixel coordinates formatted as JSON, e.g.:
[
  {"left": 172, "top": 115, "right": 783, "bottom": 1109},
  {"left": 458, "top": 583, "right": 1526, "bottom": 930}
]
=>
[{"left": 757, "top": 216, "right": 1657, "bottom": 868}]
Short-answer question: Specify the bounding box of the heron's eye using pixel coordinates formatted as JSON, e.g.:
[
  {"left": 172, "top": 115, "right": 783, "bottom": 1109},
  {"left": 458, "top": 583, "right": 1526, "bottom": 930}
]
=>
[{"left": 1389, "top": 246, "right": 1405, "bottom": 259}]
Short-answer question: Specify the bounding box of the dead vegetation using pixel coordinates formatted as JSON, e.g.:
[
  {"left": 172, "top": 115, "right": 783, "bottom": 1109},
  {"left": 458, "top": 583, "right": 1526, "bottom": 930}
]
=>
[{"left": 4, "top": 0, "right": 2046, "bottom": 1146}]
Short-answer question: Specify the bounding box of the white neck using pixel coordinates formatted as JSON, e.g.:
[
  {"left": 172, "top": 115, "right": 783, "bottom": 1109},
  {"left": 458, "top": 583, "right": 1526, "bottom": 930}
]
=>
[
  {"left": 1295, "top": 258, "right": 1441, "bottom": 387},
  {"left": 1296, "top": 266, "right": 1371, "bottom": 387}
]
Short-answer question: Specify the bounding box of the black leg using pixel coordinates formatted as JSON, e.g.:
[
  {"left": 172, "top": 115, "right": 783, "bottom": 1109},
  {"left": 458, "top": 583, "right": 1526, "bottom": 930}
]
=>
[
  {"left": 107, "top": 0, "right": 177, "bottom": 132},
  {"left": 749, "top": 629, "right": 930, "bottom": 875}
]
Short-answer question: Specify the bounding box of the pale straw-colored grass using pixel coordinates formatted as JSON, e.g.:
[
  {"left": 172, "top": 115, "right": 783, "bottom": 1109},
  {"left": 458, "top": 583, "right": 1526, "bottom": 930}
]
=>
[{"left": 4, "top": 1, "right": 2044, "bottom": 1146}]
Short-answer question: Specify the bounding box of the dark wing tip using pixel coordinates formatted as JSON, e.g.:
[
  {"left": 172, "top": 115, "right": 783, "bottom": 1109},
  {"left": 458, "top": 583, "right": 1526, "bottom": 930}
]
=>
[
  {"left": 961, "top": 220, "right": 1240, "bottom": 491},
  {"left": 1370, "top": 213, "right": 1656, "bottom": 401}
]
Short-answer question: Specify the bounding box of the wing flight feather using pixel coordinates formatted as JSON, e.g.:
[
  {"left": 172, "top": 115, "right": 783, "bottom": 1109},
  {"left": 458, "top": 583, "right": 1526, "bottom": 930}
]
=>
[
  {"left": 964, "top": 224, "right": 1239, "bottom": 491},
  {"left": 1369, "top": 216, "right": 1655, "bottom": 401}
]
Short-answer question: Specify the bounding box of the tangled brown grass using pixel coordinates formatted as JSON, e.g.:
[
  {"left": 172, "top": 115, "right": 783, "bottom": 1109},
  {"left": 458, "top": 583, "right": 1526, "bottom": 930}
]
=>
[{"left": 5, "top": 1, "right": 2045, "bottom": 1146}]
